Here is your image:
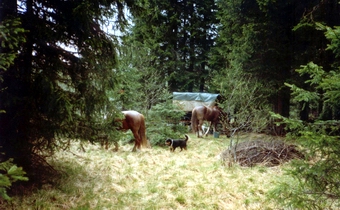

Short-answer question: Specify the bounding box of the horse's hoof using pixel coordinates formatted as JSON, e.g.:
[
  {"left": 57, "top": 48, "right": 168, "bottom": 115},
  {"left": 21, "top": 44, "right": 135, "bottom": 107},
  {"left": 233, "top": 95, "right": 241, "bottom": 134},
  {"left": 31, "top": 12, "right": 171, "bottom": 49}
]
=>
[{"left": 131, "top": 148, "right": 141, "bottom": 152}]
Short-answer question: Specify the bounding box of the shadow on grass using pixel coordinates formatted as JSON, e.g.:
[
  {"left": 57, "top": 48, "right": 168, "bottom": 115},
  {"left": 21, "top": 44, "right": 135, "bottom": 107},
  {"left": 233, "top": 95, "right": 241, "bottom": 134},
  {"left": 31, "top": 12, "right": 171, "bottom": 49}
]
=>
[{"left": 6, "top": 155, "right": 90, "bottom": 202}]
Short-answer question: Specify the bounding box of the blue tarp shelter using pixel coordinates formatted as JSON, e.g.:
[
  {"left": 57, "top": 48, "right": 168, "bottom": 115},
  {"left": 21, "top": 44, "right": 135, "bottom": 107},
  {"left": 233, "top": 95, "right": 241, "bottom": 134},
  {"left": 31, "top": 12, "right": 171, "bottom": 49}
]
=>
[{"left": 173, "top": 92, "right": 219, "bottom": 112}]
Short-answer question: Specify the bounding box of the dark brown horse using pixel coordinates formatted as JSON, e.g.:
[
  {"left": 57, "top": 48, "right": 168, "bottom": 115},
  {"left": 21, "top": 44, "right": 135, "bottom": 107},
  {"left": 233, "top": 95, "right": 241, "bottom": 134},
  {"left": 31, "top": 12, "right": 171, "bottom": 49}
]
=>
[
  {"left": 119, "top": 110, "right": 150, "bottom": 151},
  {"left": 191, "top": 105, "right": 220, "bottom": 138}
]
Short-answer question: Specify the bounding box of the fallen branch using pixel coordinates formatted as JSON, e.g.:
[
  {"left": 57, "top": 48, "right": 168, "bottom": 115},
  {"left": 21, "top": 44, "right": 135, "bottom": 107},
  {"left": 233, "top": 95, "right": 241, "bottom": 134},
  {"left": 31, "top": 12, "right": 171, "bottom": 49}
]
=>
[{"left": 220, "top": 139, "right": 304, "bottom": 167}]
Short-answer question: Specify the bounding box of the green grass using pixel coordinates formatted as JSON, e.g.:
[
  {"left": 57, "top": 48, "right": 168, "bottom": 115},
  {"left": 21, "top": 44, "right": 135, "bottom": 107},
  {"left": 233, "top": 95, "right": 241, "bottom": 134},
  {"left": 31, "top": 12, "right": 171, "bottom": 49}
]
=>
[{"left": 1, "top": 134, "right": 286, "bottom": 209}]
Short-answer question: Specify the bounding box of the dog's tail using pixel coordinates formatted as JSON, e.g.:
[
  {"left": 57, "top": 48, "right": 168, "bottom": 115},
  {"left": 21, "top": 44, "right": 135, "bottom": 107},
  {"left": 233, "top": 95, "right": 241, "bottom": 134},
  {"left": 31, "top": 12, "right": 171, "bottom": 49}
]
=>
[{"left": 184, "top": 134, "right": 190, "bottom": 142}]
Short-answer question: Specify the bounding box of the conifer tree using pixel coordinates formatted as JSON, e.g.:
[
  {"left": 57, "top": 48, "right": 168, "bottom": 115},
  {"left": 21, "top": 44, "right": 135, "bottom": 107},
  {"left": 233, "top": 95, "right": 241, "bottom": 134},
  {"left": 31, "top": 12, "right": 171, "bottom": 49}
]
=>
[
  {"left": 269, "top": 24, "right": 340, "bottom": 208},
  {"left": 0, "top": 0, "right": 136, "bottom": 177},
  {"left": 212, "top": 0, "right": 340, "bottom": 123},
  {"left": 129, "top": 0, "right": 218, "bottom": 92}
]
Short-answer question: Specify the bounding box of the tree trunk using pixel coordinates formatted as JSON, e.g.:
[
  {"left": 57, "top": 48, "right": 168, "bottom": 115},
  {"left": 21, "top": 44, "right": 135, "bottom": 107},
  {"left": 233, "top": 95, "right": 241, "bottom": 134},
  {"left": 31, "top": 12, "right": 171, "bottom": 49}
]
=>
[{"left": 273, "top": 86, "right": 290, "bottom": 135}]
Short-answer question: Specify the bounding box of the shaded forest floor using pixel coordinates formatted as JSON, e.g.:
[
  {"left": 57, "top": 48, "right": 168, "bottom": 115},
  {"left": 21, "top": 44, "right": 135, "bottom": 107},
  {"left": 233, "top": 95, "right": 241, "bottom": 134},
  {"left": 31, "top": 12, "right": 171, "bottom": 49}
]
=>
[{"left": 2, "top": 133, "right": 289, "bottom": 209}]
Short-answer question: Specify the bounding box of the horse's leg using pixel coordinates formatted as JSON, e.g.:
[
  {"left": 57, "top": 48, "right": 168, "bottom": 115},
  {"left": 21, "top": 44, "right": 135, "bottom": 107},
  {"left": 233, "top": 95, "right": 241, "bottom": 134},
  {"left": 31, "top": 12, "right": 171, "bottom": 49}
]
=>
[
  {"left": 212, "top": 121, "right": 217, "bottom": 134},
  {"left": 195, "top": 124, "right": 200, "bottom": 138},
  {"left": 204, "top": 121, "right": 212, "bottom": 137},
  {"left": 99, "top": 134, "right": 109, "bottom": 150},
  {"left": 193, "top": 124, "right": 197, "bottom": 137},
  {"left": 191, "top": 122, "right": 198, "bottom": 137},
  {"left": 131, "top": 130, "right": 141, "bottom": 152},
  {"left": 198, "top": 119, "right": 204, "bottom": 137}
]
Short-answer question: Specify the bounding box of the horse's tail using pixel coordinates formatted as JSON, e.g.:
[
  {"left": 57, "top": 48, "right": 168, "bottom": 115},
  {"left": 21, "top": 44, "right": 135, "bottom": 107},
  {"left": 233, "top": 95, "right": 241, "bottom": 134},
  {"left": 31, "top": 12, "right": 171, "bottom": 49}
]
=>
[
  {"left": 191, "top": 108, "right": 197, "bottom": 134},
  {"left": 139, "top": 114, "right": 150, "bottom": 148}
]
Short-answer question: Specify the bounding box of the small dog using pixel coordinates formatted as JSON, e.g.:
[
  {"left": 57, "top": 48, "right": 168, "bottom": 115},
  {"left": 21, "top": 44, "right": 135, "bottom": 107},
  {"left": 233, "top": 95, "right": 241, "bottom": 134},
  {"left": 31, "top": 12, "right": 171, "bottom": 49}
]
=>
[{"left": 165, "top": 134, "right": 189, "bottom": 152}]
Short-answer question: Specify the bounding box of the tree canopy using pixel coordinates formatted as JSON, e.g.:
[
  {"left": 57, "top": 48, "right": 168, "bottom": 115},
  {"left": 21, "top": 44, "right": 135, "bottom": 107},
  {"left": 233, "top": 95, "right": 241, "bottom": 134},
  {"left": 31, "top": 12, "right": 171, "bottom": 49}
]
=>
[
  {"left": 0, "top": 0, "right": 137, "bottom": 176},
  {"left": 2, "top": 0, "right": 340, "bottom": 207},
  {"left": 127, "top": 0, "right": 218, "bottom": 92}
]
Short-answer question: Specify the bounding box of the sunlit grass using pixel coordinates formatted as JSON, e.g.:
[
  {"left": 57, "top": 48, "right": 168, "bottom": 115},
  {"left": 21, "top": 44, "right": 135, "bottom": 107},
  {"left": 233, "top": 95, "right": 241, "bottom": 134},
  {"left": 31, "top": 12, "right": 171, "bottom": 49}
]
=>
[{"left": 2, "top": 134, "right": 285, "bottom": 209}]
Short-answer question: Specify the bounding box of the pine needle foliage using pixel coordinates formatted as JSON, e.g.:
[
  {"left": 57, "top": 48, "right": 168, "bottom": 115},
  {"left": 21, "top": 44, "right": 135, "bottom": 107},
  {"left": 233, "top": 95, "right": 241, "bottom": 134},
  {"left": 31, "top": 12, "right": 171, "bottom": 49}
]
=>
[
  {"left": 0, "top": 0, "right": 139, "bottom": 179},
  {"left": 268, "top": 23, "right": 340, "bottom": 209},
  {"left": 0, "top": 158, "right": 28, "bottom": 200},
  {"left": 147, "top": 102, "right": 187, "bottom": 146},
  {"left": 128, "top": 0, "right": 218, "bottom": 92},
  {"left": 0, "top": 17, "right": 29, "bottom": 200}
]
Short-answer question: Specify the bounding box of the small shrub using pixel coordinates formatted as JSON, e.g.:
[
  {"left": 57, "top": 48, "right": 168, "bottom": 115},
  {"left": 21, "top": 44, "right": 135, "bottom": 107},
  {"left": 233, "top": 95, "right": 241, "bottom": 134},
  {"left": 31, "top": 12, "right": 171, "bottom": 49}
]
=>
[
  {"left": 147, "top": 102, "right": 187, "bottom": 146},
  {"left": 0, "top": 158, "right": 28, "bottom": 200}
]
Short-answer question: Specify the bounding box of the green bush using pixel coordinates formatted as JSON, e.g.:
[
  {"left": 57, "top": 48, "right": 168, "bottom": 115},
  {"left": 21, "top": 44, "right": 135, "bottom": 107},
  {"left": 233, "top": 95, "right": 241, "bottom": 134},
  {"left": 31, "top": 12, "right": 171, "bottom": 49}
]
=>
[
  {"left": 147, "top": 103, "right": 187, "bottom": 146},
  {"left": 0, "top": 158, "right": 28, "bottom": 200},
  {"left": 268, "top": 24, "right": 340, "bottom": 208},
  {"left": 0, "top": 18, "right": 28, "bottom": 200}
]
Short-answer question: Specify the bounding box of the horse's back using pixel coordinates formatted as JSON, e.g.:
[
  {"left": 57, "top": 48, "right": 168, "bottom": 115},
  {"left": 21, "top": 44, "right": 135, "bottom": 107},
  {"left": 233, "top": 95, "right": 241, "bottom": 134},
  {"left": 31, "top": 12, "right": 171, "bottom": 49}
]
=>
[
  {"left": 193, "top": 105, "right": 206, "bottom": 112},
  {"left": 123, "top": 110, "right": 144, "bottom": 119},
  {"left": 193, "top": 105, "right": 220, "bottom": 121},
  {"left": 192, "top": 105, "right": 206, "bottom": 116},
  {"left": 122, "top": 110, "right": 149, "bottom": 150},
  {"left": 122, "top": 110, "right": 144, "bottom": 129},
  {"left": 123, "top": 110, "right": 142, "bottom": 117}
]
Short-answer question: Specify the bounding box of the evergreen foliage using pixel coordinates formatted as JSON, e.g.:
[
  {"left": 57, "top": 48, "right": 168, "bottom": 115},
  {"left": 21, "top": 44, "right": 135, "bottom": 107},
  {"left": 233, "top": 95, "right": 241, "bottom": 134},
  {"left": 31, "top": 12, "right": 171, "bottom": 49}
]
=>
[
  {"left": 2, "top": 0, "right": 340, "bottom": 207},
  {"left": 0, "top": 0, "right": 136, "bottom": 178},
  {"left": 211, "top": 0, "right": 340, "bottom": 120},
  {"left": 0, "top": 18, "right": 26, "bottom": 74},
  {"left": 269, "top": 23, "right": 340, "bottom": 209},
  {"left": 147, "top": 102, "right": 187, "bottom": 146},
  {"left": 128, "top": 0, "right": 218, "bottom": 92},
  {"left": 0, "top": 17, "right": 29, "bottom": 199},
  {"left": 212, "top": 62, "right": 270, "bottom": 134},
  {"left": 0, "top": 158, "right": 28, "bottom": 200},
  {"left": 118, "top": 35, "right": 170, "bottom": 112}
]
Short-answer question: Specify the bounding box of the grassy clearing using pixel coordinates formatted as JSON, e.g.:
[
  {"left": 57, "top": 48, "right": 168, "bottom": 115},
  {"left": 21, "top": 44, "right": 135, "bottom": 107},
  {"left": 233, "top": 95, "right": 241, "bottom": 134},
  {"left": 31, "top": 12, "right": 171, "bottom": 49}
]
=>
[{"left": 2, "top": 134, "right": 286, "bottom": 209}]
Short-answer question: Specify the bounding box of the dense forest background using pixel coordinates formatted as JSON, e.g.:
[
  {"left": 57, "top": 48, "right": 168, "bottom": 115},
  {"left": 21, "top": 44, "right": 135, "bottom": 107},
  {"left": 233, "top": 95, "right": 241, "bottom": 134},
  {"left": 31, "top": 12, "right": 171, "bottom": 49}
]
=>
[{"left": 1, "top": 0, "right": 340, "bottom": 208}]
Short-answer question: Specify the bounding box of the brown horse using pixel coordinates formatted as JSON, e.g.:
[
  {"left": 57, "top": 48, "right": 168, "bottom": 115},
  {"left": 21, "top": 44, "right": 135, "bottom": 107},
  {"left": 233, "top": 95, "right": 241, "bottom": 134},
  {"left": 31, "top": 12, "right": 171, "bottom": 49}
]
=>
[
  {"left": 191, "top": 105, "right": 220, "bottom": 138},
  {"left": 119, "top": 110, "right": 150, "bottom": 151}
]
